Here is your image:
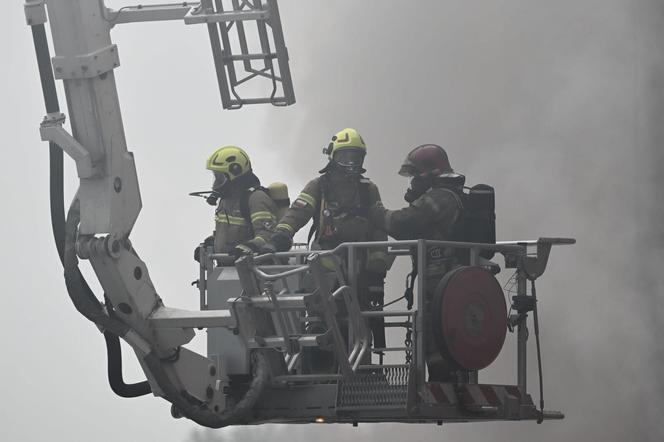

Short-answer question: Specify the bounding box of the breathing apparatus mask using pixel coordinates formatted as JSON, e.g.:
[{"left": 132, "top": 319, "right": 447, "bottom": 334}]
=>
[
  {"left": 404, "top": 175, "right": 433, "bottom": 203},
  {"left": 211, "top": 171, "right": 230, "bottom": 197}
]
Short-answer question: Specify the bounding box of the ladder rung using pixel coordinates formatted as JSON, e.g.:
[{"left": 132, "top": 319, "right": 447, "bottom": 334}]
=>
[
  {"left": 361, "top": 310, "right": 415, "bottom": 318},
  {"left": 371, "top": 347, "right": 410, "bottom": 352},
  {"left": 273, "top": 374, "right": 341, "bottom": 383},
  {"left": 224, "top": 53, "right": 278, "bottom": 61},
  {"left": 228, "top": 97, "right": 289, "bottom": 106},
  {"left": 246, "top": 334, "right": 324, "bottom": 349},
  {"left": 248, "top": 294, "right": 312, "bottom": 310}
]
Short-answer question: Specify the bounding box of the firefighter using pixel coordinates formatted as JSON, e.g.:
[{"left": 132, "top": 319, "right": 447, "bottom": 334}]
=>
[
  {"left": 368, "top": 143, "right": 465, "bottom": 380},
  {"left": 202, "top": 145, "right": 278, "bottom": 266},
  {"left": 267, "top": 128, "right": 391, "bottom": 360}
]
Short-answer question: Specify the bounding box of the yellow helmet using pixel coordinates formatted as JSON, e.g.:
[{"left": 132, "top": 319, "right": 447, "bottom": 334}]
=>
[
  {"left": 206, "top": 145, "right": 252, "bottom": 181},
  {"left": 323, "top": 128, "right": 367, "bottom": 173}
]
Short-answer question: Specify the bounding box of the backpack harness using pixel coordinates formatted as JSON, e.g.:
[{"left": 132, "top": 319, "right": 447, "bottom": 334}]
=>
[
  {"left": 307, "top": 175, "right": 372, "bottom": 246},
  {"left": 238, "top": 186, "right": 269, "bottom": 237},
  {"left": 404, "top": 183, "right": 496, "bottom": 309}
]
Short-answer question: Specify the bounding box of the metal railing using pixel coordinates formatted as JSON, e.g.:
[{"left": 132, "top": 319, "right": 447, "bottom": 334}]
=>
[{"left": 198, "top": 237, "right": 575, "bottom": 391}]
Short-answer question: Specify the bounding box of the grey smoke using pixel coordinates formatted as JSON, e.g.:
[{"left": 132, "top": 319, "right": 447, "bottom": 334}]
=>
[{"left": 2, "top": 0, "right": 662, "bottom": 441}]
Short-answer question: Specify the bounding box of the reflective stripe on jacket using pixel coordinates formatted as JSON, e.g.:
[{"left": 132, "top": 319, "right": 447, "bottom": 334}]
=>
[
  {"left": 214, "top": 189, "right": 277, "bottom": 257},
  {"left": 274, "top": 172, "right": 391, "bottom": 270}
]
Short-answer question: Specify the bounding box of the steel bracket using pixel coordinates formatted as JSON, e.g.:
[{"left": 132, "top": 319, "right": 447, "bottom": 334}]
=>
[
  {"left": 52, "top": 44, "right": 120, "bottom": 80},
  {"left": 39, "top": 113, "right": 99, "bottom": 178},
  {"left": 24, "top": 0, "right": 47, "bottom": 26},
  {"left": 522, "top": 237, "right": 576, "bottom": 280},
  {"left": 184, "top": 8, "right": 270, "bottom": 25}
]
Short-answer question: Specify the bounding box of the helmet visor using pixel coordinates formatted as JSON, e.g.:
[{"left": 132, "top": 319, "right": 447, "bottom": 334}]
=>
[
  {"left": 398, "top": 159, "right": 417, "bottom": 177},
  {"left": 333, "top": 148, "right": 365, "bottom": 168}
]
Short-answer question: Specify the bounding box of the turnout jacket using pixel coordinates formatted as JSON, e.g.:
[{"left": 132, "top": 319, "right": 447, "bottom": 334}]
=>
[
  {"left": 369, "top": 180, "right": 463, "bottom": 278},
  {"left": 214, "top": 188, "right": 277, "bottom": 263},
  {"left": 275, "top": 172, "right": 389, "bottom": 270}
]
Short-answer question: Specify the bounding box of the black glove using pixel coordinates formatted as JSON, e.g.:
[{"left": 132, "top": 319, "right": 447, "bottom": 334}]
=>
[
  {"left": 194, "top": 235, "right": 214, "bottom": 263},
  {"left": 269, "top": 230, "right": 292, "bottom": 252}
]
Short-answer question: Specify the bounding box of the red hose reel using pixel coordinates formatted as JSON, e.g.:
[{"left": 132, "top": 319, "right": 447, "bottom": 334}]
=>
[{"left": 431, "top": 266, "right": 507, "bottom": 371}]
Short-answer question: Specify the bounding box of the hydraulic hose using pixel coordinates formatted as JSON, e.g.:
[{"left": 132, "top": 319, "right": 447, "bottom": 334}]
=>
[
  {"left": 104, "top": 331, "right": 152, "bottom": 398},
  {"left": 30, "top": 21, "right": 151, "bottom": 397},
  {"left": 31, "top": 23, "right": 65, "bottom": 263}
]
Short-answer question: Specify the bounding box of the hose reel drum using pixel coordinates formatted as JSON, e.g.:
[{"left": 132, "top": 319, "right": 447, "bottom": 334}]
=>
[{"left": 430, "top": 266, "right": 507, "bottom": 372}]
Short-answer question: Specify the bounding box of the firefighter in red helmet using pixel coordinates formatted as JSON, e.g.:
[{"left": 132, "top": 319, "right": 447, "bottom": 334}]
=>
[
  {"left": 371, "top": 143, "right": 464, "bottom": 257},
  {"left": 369, "top": 144, "right": 466, "bottom": 381}
]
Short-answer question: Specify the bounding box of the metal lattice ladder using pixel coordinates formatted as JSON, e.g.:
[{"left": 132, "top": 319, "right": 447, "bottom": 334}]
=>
[{"left": 196, "top": 0, "right": 295, "bottom": 109}]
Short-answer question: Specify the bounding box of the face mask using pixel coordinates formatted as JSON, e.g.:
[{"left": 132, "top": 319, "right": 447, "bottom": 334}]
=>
[
  {"left": 404, "top": 176, "right": 432, "bottom": 203},
  {"left": 212, "top": 172, "right": 229, "bottom": 195}
]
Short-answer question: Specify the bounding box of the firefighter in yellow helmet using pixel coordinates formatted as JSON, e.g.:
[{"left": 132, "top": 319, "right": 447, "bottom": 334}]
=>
[
  {"left": 266, "top": 128, "right": 391, "bottom": 360},
  {"left": 203, "top": 145, "right": 278, "bottom": 265}
]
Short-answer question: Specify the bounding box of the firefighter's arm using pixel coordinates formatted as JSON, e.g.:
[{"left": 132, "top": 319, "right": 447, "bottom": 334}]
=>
[
  {"left": 376, "top": 189, "right": 461, "bottom": 240},
  {"left": 369, "top": 201, "right": 433, "bottom": 240},
  {"left": 240, "top": 191, "right": 278, "bottom": 253},
  {"left": 270, "top": 179, "right": 320, "bottom": 251},
  {"left": 366, "top": 182, "right": 393, "bottom": 273}
]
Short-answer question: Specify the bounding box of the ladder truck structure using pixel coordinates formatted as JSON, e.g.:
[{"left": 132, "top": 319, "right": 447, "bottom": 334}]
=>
[{"left": 25, "top": 0, "right": 575, "bottom": 429}]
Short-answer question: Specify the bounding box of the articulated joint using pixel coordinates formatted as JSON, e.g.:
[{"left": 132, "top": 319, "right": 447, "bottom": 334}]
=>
[
  {"left": 77, "top": 234, "right": 125, "bottom": 260},
  {"left": 52, "top": 44, "right": 120, "bottom": 80},
  {"left": 40, "top": 113, "right": 99, "bottom": 178},
  {"left": 24, "top": 0, "right": 47, "bottom": 26}
]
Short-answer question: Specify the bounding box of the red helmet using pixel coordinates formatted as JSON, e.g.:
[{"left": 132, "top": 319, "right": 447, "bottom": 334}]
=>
[{"left": 398, "top": 144, "right": 454, "bottom": 178}]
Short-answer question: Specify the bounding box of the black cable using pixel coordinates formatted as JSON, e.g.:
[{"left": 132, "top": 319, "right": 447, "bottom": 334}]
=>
[
  {"left": 104, "top": 331, "right": 152, "bottom": 397},
  {"left": 104, "top": 294, "right": 152, "bottom": 398},
  {"left": 31, "top": 24, "right": 65, "bottom": 263},
  {"left": 531, "top": 279, "right": 545, "bottom": 423}
]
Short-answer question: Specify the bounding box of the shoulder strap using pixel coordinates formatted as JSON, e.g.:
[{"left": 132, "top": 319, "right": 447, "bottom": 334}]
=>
[
  {"left": 442, "top": 187, "right": 467, "bottom": 244},
  {"left": 358, "top": 178, "right": 371, "bottom": 209},
  {"left": 240, "top": 186, "right": 269, "bottom": 224}
]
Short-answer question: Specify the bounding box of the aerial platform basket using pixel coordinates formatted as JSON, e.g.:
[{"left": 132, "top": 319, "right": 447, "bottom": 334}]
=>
[{"left": 196, "top": 238, "right": 574, "bottom": 425}]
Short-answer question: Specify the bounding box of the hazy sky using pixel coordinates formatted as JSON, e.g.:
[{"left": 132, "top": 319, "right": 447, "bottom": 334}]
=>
[{"left": 2, "top": 1, "right": 663, "bottom": 441}]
